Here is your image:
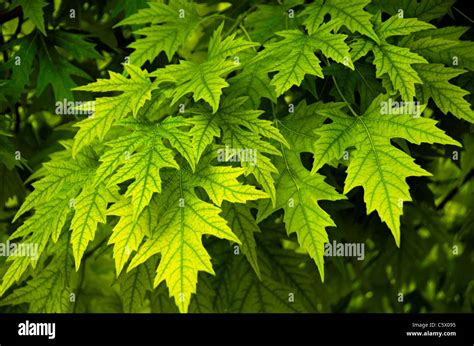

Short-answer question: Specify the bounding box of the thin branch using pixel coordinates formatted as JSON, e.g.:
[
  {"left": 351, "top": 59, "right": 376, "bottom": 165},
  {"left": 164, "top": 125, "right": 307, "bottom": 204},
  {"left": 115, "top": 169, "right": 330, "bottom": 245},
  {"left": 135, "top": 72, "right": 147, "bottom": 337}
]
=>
[
  {"left": 14, "top": 103, "right": 20, "bottom": 133},
  {"left": 323, "top": 57, "right": 359, "bottom": 117},
  {"left": 453, "top": 6, "right": 473, "bottom": 23},
  {"left": 225, "top": 5, "right": 256, "bottom": 36}
]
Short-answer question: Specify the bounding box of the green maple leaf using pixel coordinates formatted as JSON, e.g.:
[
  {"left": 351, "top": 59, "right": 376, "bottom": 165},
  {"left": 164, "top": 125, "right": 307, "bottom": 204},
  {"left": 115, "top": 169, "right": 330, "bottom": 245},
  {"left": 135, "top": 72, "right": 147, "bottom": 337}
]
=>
[
  {"left": 151, "top": 273, "right": 216, "bottom": 313},
  {"left": 372, "top": 42, "right": 428, "bottom": 101},
  {"left": 119, "top": 260, "right": 155, "bottom": 313},
  {"left": 72, "top": 64, "right": 156, "bottom": 156},
  {"left": 187, "top": 96, "right": 287, "bottom": 203},
  {"left": 1, "top": 264, "right": 70, "bottom": 312},
  {"left": 129, "top": 191, "right": 236, "bottom": 313},
  {"left": 310, "top": 94, "right": 461, "bottom": 245},
  {"left": 0, "top": 145, "right": 100, "bottom": 295},
  {"left": 350, "top": 38, "right": 375, "bottom": 62},
  {"left": 189, "top": 153, "right": 269, "bottom": 206},
  {"left": 71, "top": 96, "right": 131, "bottom": 157},
  {"left": 207, "top": 23, "right": 260, "bottom": 60},
  {"left": 414, "top": 64, "right": 474, "bottom": 123},
  {"left": 375, "top": 16, "right": 436, "bottom": 39},
  {"left": 257, "top": 101, "right": 345, "bottom": 281},
  {"left": 227, "top": 51, "right": 277, "bottom": 108},
  {"left": 0, "top": 235, "right": 74, "bottom": 312},
  {"left": 0, "top": 199, "right": 69, "bottom": 296},
  {"left": 127, "top": 155, "right": 268, "bottom": 312},
  {"left": 0, "top": 36, "right": 36, "bottom": 102},
  {"left": 107, "top": 198, "right": 158, "bottom": 275},
  {"left": 11, "top": 197, "right": 71, "bottom": 244},
  {"left": 12, "top": 0, "right": 48, "bottom": 35},
  {"left": 96, "top": 116, "right": 196, "bottom": 219},
  {"left": 153, "top": 58, "right": 236, "bottom": 113},
  {"left": 116, "top": 0, "right": 204, "bottom": 65},
  {"left": 301, "top": 0, "right": 379, "bottom": 42},
  {"left": 0, "top": 31, "right": 100, "bottom": 103},
  {"left": 150, "top": 282, "right": 180, "bottom": 312},
  {"left": 0, "top": 198, "right": 72, "bottom": 296},
  {"left": 151, "top": 24, "right": 257, "bottom": 113},
  {"left": 188, "top": 275, "right": 217, "bottom": 313},
  {"left": 75, "top": 65, "right": 153, "bottom": 115},
  {"left": 255, "top": 230, "right": 324, "bottom": 312},
  {"left": 221, "top": 202, "right": 261, "bottom": 278},
  {"left": 37, "top": 44, "right": 91, "bottom": 100},
  {"left": 256, "top": 22, "right": 354, "bottom": 96},
  {"left": 0, "top": 131, "right": 25, "bottom": 173},
  {"left": 404, "top": 36, "right": 474, "bottom": 71},
  {"left": 0, "top": 255, "right": 31, "bottom": 297},
  {"left": 14, "top": 150, "right": 95, "bottom": 221},
  {"left": 212, "top": 238, "right": 307, "bottom": 313},
  {"left": 219, "top": 255, "right": 306, "bottom": 312},
  {"left": 408, "top": 26, "right": 470, "bottom": 41},
  {"left": 70, "top": 183, "right": 118, "bottom": 270},
  {"left": 373, "top": 0, "right": 456, "bottom": 22},
  {"left": 50, "top": 31, "right": 102, "bottom": 60},
  {"left": 359, "top": 15, "right": 451, "bottom": 102}
]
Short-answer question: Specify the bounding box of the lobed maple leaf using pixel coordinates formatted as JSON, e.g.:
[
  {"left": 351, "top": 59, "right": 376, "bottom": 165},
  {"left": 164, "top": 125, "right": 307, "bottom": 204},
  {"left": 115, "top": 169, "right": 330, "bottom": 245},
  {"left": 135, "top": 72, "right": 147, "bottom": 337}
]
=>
[
  {"left": 257, "top": 101, "right": 345, "bottom": 281},
  {"left": 127, "top": 154, "right": 268, "bottom": 312},
  {"left": 310, "top": 94, "right": 461, "bottom": 245},
  {"left": 151, "top": 23, "right": 258, "bottom": 113},
  {"left": 255, "top": 22, "right": 354, "bottom": 96},
  {"left": 72, "top": 65, "right": 156, "bottom": 156},
  {"left": 116, "top": 0, "right": 205, "bottom": 66}
]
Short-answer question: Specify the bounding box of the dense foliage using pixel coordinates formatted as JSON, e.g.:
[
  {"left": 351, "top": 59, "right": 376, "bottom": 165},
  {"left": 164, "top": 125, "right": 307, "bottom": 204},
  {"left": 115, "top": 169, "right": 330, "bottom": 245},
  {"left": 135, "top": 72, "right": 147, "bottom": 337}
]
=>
[{"left": 0, "top": 0, "right": 472, "bottom": 313}]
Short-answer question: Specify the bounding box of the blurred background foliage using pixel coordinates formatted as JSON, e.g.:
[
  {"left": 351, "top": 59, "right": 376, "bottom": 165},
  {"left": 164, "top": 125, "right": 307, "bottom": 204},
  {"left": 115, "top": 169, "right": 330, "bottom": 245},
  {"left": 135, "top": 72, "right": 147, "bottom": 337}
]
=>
[{"left": 0, "top": 0, "right": 472, "bottom": 313}]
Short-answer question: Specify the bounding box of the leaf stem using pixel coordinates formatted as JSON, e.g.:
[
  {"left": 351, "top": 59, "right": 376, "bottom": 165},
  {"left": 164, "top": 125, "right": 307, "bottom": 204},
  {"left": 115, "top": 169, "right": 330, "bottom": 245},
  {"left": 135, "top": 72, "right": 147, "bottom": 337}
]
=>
[
  {"left": 225, "top": 5, "right": 256, "bottom": 36},
  {"left": 324, "top": 59, "right": 359, "bottom": 117},
  {"left": 239, "top": 24, "right": 256, "bottom": 50}
]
